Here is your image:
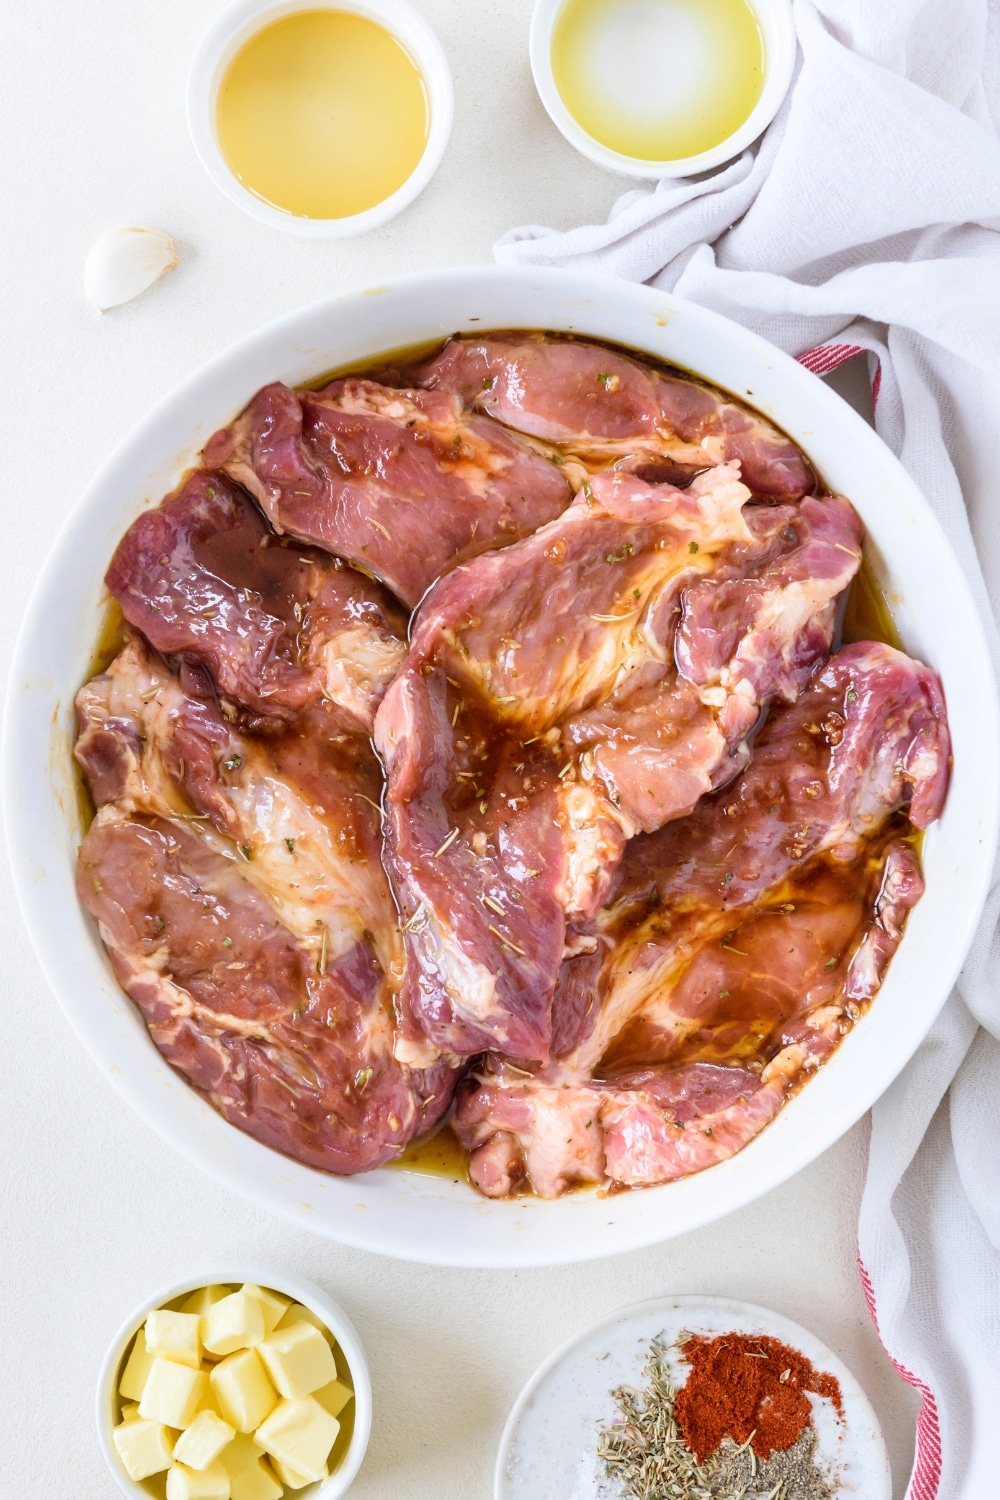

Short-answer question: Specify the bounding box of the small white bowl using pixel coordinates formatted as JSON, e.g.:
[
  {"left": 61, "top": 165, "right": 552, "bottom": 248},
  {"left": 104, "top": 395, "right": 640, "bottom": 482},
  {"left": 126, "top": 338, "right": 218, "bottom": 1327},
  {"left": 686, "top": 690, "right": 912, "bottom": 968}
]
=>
[
  {"left": 97, "top": 1266, "right": 372, "bottom": 1499},
  {"left": 187, "top": 0, "right": 454, "bottom": 237},
  {"left": 529, "top": 0, "right": 796, "bottom": 179}
]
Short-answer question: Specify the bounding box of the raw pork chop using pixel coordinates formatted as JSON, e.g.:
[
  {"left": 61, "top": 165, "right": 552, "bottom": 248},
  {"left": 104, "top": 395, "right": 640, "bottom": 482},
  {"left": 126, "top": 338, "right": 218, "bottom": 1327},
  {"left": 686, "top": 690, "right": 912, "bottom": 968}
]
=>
[
  {"left": 417, "top": 332, "right": 814, "bottom": 500},
  {"left": 106, "top": 469, "right": 407, "bottom": 733},
  {"left": 454, "top": 641, "right": 949, "bottom": 1196},
  {"left": 204, "top": 377, "right": 572, "bottom": 607},
  {"left": 559, "top": 483, "right": 862, "bottom": 833},
  {"left": 375, "top": 463, "right": 761, "bottom": 1065},
  {"left": 375, "top": 468, "right": 861, "bottom": 1069},
  {"left": 75, "top": 636, "right": 456, "bottom": 1173}
]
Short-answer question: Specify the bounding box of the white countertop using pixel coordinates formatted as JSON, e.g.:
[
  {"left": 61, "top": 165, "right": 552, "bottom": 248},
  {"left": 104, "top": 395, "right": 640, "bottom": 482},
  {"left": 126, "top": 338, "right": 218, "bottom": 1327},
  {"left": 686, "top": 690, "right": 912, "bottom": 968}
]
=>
[{"left": 0, "top": 1, "right": 918, "bottom": 1494}]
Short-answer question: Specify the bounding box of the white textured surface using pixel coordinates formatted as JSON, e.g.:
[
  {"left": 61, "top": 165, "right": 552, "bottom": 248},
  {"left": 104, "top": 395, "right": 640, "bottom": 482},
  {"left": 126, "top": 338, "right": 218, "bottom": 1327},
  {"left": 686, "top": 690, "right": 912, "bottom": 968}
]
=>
[{"left": 0, "top": 1, "right": 917, "bottom": 1496}]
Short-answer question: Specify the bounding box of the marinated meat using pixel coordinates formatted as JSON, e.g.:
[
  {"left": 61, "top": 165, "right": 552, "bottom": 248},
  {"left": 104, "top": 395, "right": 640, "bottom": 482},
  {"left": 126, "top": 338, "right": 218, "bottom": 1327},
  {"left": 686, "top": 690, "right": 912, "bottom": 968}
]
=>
[
  {"left": 105, "top": 470, "right": 407, "bottom": 733},
  {"left": 610, "top": 639, "right": 950, "bottom": 922},
  {"left": 409, "top": 463, "right": 758, "bottom": 735},
  {"left": 674, "top": 494, "right": 864, "bottom": 702},
  {"left": 454, "top": 642, "right": 949, "bottom": 1197},
  {"left": 417, "top": 332, "right": 814, "bottom": 500},
  {"left": 457, "top": 1057, "right": 786, "bottom": 1200},
  {"left": 204, "top": 377, "right": 573, "bottom": 607},
  {"left": 374, "top": 664, "right": 570, "bottom": 1065},
  {"left": 597, "top": 839, "right": 923, "bottom": 1080},
  {"left": 75, "top": 636, "right": 457, "bottom": 1172},
  {"left": 375, "top": 463, "right": 755, "bottom": 1064},
  {"left": 559, "top": 485, "right": 862, "bottom": 833},
  {"left": 76, "top": 637, "right": 394, "bottom": 963},
  {"left": 568, "top": 640, "right": 949, "bottom": 1075},
  {"left": 75, "top": 331, "right": 951, "bottom": 1195},
  {"left": 599, "top": 1062, "right": 790, "bottom": 1189},
  {"left": 376, "top": 471, "right": 861, "bottom": 1067}
]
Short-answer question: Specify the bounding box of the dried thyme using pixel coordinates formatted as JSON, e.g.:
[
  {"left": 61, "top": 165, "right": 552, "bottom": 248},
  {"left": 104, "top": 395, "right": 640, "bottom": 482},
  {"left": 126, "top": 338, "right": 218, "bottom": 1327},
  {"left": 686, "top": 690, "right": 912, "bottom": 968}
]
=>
[{"left": 597, "top": 1339, "right": 715, "bottom": 1499}]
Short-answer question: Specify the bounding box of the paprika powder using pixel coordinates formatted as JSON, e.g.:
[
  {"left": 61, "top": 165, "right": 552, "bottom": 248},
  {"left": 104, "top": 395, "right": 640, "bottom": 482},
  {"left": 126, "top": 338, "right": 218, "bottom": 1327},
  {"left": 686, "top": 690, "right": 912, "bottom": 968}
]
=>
[{"left": 674, "top": 1331, "right": 843, "bottom": 1462}]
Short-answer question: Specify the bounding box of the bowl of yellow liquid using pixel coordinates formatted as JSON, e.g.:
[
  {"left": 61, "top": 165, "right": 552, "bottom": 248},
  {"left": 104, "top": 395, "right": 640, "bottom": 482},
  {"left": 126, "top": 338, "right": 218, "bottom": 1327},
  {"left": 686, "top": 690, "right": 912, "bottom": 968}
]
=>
[
  {"left": 531, "top": 0, "right": 795, "bottom": 178},
  {"left": 188, "top": 0, "right": 453, "bottom": 236}
]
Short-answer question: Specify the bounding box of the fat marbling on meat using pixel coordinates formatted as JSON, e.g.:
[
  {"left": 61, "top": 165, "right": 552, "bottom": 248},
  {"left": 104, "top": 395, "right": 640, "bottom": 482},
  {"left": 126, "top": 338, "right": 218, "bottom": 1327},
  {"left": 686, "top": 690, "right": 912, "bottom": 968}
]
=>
[
  {"left": 203, "top": 377, "right": 573, "bottom": 608},
  {"left": 375, "top": 463, "right": 862, "bottom": 1067},
  {"left": 417, "top": 331, "right": 814, "bottom": 500},
  {"left": 106, "top": 469, "right": 407, "bottom": 733},
  {"left": 75, "top": 636, "right": 456, "bottom": 1173},
  {"left": 454, "top": 642, "right": 949, "bottom": 1198}
]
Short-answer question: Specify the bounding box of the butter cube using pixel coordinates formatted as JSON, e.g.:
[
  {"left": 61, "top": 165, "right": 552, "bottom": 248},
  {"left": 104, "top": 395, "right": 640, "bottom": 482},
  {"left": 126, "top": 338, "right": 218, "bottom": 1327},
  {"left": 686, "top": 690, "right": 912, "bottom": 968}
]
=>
[
  {"left": 146, "top": 1309, "right": 202, "bottom": 1370},
  {"left": 193, "top": 1380, "right": 224, "bottom": 1419},
  {"left": 218, "top": 1432, "right": 263, "bottom": 1480},
  {"left": 120, "top": 1402, "right": 142, "bottom": 1422},
  {"left": 139, "top": 1358, "right": 207, "bottom": 1428},
  {"left": 241, "top": 1285, "right": 291, "bottom": 1336},
  {"left": 174, "top": 1411, "right": 235, "bottom": 1470},
  {"left": 165, "top": 1459, "right": 231, "bottom": 1500},
  {"left": 230, "top": 1458, "right": 283, "bottom": 1500},
  {"left": 274, "top": 1304, "right": 334, "bottom": 1344},
  {"left": 256, "top": 1396, "right": 339, "bottom": 1484},
  {"left": 313, "top": 1378, "right": 353, "bottom": 1419},
  {"left": 270, "top": 1454, "right": 327, "bottom": 1490},
  {"left": 119, "top": 1327, "right": 156, "bottom": 1401},
  {"left": 257, "top": 1320, "right": 336, "bottom": 1399},
  {"left": 180, "top": 1284, "right": 233, "bottom": 1318},
  {"left": 210, "top": 1348, "right": 277, "bottom": 1433},
  {"left": 112, "top": 1417, "right": 174, "bottom": 1480},
  {"left": 204, "top": 1291, "right": 265, "bottom": 1356}
]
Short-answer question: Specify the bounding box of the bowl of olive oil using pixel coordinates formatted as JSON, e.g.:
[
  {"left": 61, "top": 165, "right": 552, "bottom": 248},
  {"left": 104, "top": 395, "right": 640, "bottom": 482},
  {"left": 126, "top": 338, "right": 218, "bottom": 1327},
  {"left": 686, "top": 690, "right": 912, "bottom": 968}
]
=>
[
  {"left": 530, "top": 0, "right": 795, "bottom": 178},
  {"left": 188, "top": 0, "right": 453, "bottom": 236}
]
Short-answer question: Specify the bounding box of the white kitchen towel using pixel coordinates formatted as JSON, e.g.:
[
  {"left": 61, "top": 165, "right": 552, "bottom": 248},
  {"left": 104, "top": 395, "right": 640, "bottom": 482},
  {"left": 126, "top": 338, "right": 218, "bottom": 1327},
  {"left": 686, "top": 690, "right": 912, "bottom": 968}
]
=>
[{"left": 498, "top": 3, "right": 1000, "bottom": 1496}]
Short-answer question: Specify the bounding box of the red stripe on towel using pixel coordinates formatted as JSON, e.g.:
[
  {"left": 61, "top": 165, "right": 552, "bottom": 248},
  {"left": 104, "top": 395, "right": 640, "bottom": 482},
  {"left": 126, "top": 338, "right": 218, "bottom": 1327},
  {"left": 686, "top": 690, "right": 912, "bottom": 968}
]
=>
[
  {"left": 858, "top": 1254, "right": 942, "bottom": 1500},
  {"left": 798, "top": 342, "right": 883, "bottom": 416},
  {"left": 797, "top": 342, "right": 865, "bottom": 375}
]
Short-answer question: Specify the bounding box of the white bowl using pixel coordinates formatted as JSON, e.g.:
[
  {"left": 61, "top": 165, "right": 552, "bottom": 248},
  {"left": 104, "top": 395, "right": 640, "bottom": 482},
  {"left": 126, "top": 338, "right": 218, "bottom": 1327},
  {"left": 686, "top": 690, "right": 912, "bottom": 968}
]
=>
[
  {"left": 4, "top": 266, "right": 997, "bottom": 1267},
  {"left": 529, "top": 0, "right": 797, "bottom": 178},
  {"left": 96, "top": 1265, "right": 372, "bottom": 1499},
  {"left": 187, "top": 0, "right": 454, "bottom": 237}
]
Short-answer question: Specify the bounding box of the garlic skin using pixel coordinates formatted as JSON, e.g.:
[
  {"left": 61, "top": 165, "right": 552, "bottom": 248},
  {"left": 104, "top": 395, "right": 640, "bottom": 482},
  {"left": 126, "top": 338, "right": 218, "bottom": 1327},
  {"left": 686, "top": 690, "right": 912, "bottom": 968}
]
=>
[{"left": 83, "top": 227, "right": 178, "bottom": 312}]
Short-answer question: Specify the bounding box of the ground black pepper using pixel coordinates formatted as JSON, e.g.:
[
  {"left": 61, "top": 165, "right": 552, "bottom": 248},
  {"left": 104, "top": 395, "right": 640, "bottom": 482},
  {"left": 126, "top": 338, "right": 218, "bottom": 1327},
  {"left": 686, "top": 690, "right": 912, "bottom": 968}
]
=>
[{"left": 707, "top": 1424, "right": 836, "bottom": 1499}]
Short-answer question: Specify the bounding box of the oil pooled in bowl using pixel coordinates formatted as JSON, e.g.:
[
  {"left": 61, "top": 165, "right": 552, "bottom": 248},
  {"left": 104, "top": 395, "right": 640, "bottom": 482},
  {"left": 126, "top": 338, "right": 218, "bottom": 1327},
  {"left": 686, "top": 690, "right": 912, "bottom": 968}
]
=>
[
  {"left": 552, "top": 0, "right": 765, "bottom": 161},
  {"left": 216, "top": 9, "right": 429, "bottom": 219}
]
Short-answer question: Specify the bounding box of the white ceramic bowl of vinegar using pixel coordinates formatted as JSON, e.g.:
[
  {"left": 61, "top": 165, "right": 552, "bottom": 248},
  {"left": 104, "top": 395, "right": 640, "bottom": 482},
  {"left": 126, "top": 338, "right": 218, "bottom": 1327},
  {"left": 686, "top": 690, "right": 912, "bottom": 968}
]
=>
[{"left": 5, "top": 266, "right": 997, "bottom": 1267}]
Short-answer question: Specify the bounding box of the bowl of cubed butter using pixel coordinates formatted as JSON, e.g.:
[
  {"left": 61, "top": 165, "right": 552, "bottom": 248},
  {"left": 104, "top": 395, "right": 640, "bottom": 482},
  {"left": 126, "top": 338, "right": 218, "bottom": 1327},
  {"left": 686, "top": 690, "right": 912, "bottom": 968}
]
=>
[{"left": 96, "top": 1267, "right": 371, "bottom": 1500}]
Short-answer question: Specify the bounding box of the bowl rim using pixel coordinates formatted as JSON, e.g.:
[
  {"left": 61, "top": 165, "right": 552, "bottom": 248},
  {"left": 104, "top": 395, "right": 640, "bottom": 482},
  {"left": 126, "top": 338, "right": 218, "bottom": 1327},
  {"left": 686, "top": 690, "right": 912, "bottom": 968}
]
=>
[
  {"left": 5, "top": 264, "right": 998, "bottom": 1268},
  {"left": 186, "top": 0, "right": 454, "bottom": 238},
  {"left": 95, "top": 1264, "right": 372, "bottom": 1500},
  {"left": 528, "top": 0, "right": 797, "bottom": 179}
]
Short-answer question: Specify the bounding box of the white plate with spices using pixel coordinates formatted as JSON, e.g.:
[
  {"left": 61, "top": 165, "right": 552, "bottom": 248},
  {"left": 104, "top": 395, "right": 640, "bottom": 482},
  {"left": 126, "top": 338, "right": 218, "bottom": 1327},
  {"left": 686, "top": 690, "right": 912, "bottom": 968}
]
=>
[{"left": 495, "top": 1294, "right": 890, "bottom": 1499}]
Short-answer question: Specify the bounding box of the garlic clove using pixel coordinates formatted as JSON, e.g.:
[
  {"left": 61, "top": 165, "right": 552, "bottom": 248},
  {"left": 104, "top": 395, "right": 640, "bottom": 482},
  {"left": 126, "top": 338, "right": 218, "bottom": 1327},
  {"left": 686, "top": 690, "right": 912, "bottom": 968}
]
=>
[{"left": 83, "top": 227, "right": 178, "bottom": 312}]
